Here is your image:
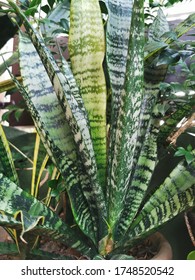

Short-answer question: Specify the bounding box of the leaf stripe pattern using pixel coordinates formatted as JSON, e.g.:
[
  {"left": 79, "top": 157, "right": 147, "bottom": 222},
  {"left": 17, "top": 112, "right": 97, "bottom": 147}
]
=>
[
  {"left": 106, "top": 0, "right": 134, "bottom": 123},
  {"left": 115, "top": 186, "right": 195, "bottom": 250},
  {"left": 137, "top": 160, "right": 195, "bottom": 216},
  {"left": 7, "top": 38, "right": 96, "bottom": 243},
  {"left": 106, "top": 0, "right": 134, "bottom": 200},
  {"left": 108, "top": 0, "right": 144, "bottom": 228},
  {"left": 114, "top": 120, "right": 159, "bottom": 240},
  {"left": 0, "top": 174, "right": 97, "bottom": 258},
  {"left": 8, "top": 1, "right": 107, "bottom": 240},
  {"left": 69, "top": 0, "right": 107, "bottom": 190}
]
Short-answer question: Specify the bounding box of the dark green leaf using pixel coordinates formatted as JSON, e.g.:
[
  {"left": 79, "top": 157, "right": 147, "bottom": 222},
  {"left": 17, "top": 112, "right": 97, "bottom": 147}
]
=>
[
  {"left": 156, "top": 49, "right": 180, "bottom": 66},
  {"left": 24, "top": 6, "right": 39, "bottom": 16},
  {"left": 174, "top": 147, "right": 187, "bottom": 157}
]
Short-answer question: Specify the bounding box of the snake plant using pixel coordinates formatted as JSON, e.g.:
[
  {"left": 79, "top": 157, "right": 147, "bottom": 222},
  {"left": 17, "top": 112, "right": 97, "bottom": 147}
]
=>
[{"left": 0, "top": 0, "right": 195, "bottom": 259}]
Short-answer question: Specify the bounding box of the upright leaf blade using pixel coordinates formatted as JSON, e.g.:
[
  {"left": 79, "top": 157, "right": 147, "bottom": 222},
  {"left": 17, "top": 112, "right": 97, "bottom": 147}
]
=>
[
  {"left": 148, "top": 8, "right": 170, "bottom": 42},
  {"left": 114, "top": 120, "right": 159, "bottom": 240},
  {"left": 106, "top": 0, "right": 134, "bottom": 124},
  {"left": 18, "top": 32, "right": 97, "bottom": 243},
  {"left": 69, "top": 0, "right": 107, "bottom": 189},
  {"left": 108, "top": 0, "right": 145, "bottom": 228},
  {"left": 8, "top": 1, "right": 107, "bottom": 240},
  {"left": 105, "top": 0, "right": 134, "bottom": 200}
]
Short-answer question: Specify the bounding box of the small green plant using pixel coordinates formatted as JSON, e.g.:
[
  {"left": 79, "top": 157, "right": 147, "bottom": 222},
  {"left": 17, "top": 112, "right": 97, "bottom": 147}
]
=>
[
  {"left": 175, "top": 145, "right": 195, "bottom": 165},
  {"left": 0, "top": 0, "right": 195, "bottom": 259}
]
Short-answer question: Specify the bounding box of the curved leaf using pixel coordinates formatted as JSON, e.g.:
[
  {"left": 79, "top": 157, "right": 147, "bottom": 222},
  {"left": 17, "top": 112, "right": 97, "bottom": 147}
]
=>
[
  {"left": 114, "top": 185, "right": 195, "bottom": 251},
  {"left": 15, "top": 33, "right": 97, "bottom": 244},
  {"left": 0, "top": 173, "right": 97, "bottom": 258},
  {"left": 9, "top": 1, "right": 107, "bottom": 240}
]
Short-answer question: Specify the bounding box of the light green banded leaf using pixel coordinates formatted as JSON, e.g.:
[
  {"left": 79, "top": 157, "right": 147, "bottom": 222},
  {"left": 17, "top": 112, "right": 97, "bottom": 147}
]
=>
[
  {"left": 131, "top": 63, "right": 168, "bottom": 177},
  {"left": 106, "top": 0, "right": 134, "bottom": 200},
  {"left": 0, "top": 212, "right": 21, "bottom": 229},
  {"left": 105, "top": 0, "right": 134, "bottom": 123},
  {"left": 7, "top": 36, "right": 96, "bottom": 244},
  {"left": 9, "top": 1, "right": 107, "bottom": 239},
  {"left": 0, "top": 124, "right": 19, "bottom": 184},
  {"left": 114, "top": 121, "right": 159, "bottom": 240},
  {"left": 0, "top": 174, "right": 97, "bottom": 258},
  {"left": 136, "top": 159, "right": 195, "bottom": 218},
  {"left": 148, "top": 8, "right": 170, "bottom": 42},
  {"left": 120, "top": 159, "right": 195, "bottom": 246},
  {"left": 69, "top": 0, "right": 107, "bottom": 189},
  {"left": 108, "top": 0, "right": 145, "bottom": 228},
  {"left": 115, "top": 185, "right": 195, "bottom": 250},
  {"left": 131, "top": 186, "right": 195, "bottom": 239}
]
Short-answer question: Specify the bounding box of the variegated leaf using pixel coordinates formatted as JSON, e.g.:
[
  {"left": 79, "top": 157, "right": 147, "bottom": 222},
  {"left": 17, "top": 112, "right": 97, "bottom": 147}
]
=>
[
  {"left": 105, "top": 0, "right": 134, "bottom": 200},
  {"left": 114, "top": 185, "right": 195, "bottom": 251},
  {"left": 18, "top": 32, "right": 97, "bottom": 244},
  {"left": 129, "top": 186, "right": 195, "bottom": 246},
  {"left": 69, "top": 0, "right": 107, "bottom": 189},
  {"left": 0, "top": 173, "right": 97, "bottom": 258},
  {"left": 116, "top": 160, "right": 195, "bottom": 249},
  {"left": 108, "top": 0, "right": 145, "bottom": 228},
  {"left": 9, "top": 1, "right": 107, "bottom": 240},
  {"left": 148, "top": 8, "right": 170, "bottom": 42},
  {"left": 113, "top": 120, "right": 159, "bottom": 240}
]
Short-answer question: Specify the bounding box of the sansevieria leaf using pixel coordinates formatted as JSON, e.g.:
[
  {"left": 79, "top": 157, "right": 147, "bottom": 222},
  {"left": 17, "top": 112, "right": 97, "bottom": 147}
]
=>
[
  {"left": 114, "top": 120, "right": 159, "bottom": 240},
  {"left": 115, "top": 160, "right": 195, "bottom": 249},
  {"left": 106, "top": 0, "right": 134, "bottom": 201},
  {"left": 113, "top": 185, "right": 195, "bottom": 252},
  {"left": 108, "top": 0, "right": 145, "bottom": 228},
  {"left": 8, "top": 1, "right": 107, "bottom": 240},
  {"left": 69, "top": 0, "right": 107, "bottom": 189},
  {"left": 0, "top": 174, "right": 97, "bottom": 258},
  {"left": 17, "top": 32, "right": 97, "bottom": 244}
]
